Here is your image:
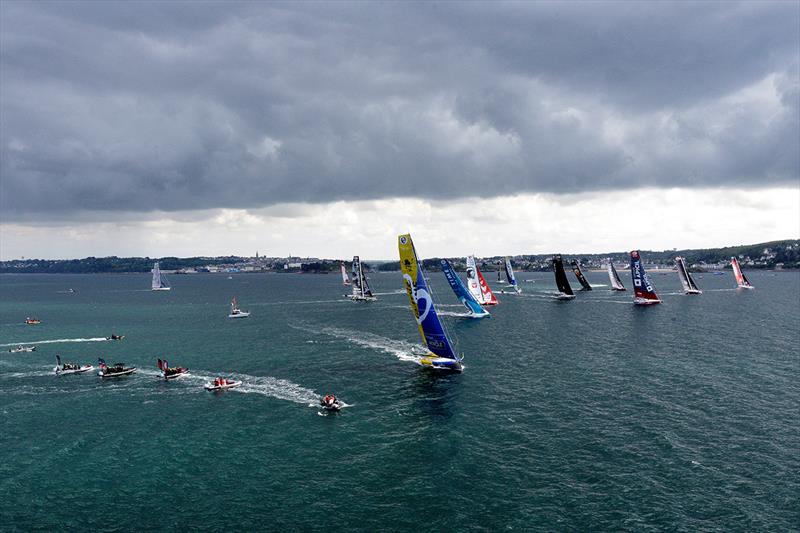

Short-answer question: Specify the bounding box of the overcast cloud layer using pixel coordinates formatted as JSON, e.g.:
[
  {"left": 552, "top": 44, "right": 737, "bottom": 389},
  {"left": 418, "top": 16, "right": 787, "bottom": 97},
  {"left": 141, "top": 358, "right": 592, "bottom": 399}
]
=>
[{"left": 2, "top": 1, "right": 798, "bottom": 221}]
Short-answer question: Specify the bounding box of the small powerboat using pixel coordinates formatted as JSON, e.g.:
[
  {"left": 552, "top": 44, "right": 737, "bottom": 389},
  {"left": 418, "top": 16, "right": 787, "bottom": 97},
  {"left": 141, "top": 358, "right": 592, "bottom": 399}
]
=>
[
  {"left": 9, "top": 345, "right": 36, "bottom": 353},
  {"left": 157, "top": 358, "right": 189, "bottom": 380},
  {"left": 97, "top": 359, "right": 136, "bottom": 378},
  {"left": 25, "top": 317, "right": 41, "bottom": 325},
  {"left": 320, "top": 394, "right": 342, "bottom": 411},
  {"left": 204, "top": 378, "right": 242, "bottom": 391},
  {"left": 107, "top": 334, "right": 125, "bottom": 341},
  {"left": 55, "top": 356, "right": 93, "bottom": 375}
]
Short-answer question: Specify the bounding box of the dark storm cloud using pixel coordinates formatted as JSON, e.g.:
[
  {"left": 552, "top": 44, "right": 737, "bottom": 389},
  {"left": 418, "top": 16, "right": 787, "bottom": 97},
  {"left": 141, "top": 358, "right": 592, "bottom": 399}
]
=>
[{"left": 1, "top": 0, "right": 798, "bottom": 219}]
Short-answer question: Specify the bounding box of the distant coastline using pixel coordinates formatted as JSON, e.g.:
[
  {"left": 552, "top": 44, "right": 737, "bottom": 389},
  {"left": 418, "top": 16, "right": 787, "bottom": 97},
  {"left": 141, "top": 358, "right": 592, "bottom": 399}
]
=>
[{"left": 1, "top": 239, "right": 798, "bottom": 274}]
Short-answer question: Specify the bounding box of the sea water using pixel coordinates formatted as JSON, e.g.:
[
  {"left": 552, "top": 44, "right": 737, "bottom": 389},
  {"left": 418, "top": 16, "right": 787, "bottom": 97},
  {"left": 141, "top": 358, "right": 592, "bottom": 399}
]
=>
[{"left": 1, "top": 270, "right": 798, "bottom": 531}]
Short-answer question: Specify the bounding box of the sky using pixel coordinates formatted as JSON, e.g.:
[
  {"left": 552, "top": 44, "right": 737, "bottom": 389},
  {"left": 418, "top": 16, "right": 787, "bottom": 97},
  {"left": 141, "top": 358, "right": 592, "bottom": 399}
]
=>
[{"left": 1, "top": 1, "right": 798, "bottom": 260}]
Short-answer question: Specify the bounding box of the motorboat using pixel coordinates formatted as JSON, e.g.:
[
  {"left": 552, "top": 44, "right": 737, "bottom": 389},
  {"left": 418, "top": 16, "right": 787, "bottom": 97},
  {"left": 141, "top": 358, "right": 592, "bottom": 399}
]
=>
[
  {"left": 25, "top": 317, "right": 41, "bottom": 325},
  {"left": 98, "top": 359, "right": 136, "bottom": 378},
  {"left": 9, "top": 345, "right": 36, "bottom": 353},
  {"left": 55, "top": 356, "right": 93, "bottom": 375},
  {"left": 204, "top": 378, "right": 242, "bottom": 391},
  {"left": 319, "top": 394, "right": 342, "bottom": 411}
]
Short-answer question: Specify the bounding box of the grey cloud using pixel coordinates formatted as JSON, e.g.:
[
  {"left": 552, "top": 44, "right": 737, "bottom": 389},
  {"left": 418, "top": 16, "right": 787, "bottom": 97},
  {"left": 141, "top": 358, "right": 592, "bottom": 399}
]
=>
[{"left": 1, "top": 1, "right": 798, "bottom": 220}]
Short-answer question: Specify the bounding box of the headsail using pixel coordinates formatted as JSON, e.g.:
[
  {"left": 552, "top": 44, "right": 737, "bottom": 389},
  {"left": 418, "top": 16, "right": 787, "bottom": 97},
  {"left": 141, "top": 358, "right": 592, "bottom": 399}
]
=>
[
  {"left": 440, "top": 259, "right": 490, "bottom": 318},
  {"left": 675, "top": 257, "right": 702, "bottom": 294},
  {"left": 731, "top": 257, "right": 754, "bottom": 289},
  {"left": 607, "top": 260, "right": 626, "bottom": 291},
  {"left": 341, "top": 263, "right": 351, "bottom": 286},
  {"left": 630, "top": 250, "right": 661, "bottom": 305},
  {"left": 571, "top": 260, "right": 592, "bottom": 290},
  {"left": 504, "top": 257, "right": 521, "bottom": 293},
  {"left": 552, "top": 255, "right": 575, "bottom": 298},
  {"left": 399, "top": 234, "right": 461, "bottom": 367},
  {"left": 474, "top": 261, "right": 498, "bottom": 305}
]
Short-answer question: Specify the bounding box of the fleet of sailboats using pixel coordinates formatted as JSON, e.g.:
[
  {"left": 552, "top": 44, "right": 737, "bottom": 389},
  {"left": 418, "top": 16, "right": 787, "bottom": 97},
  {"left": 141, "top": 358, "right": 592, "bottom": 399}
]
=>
[
  {"left": 347, "top": 256, "right": 376, "bottom": 301},
  {"left": 440, "top": 259, "right": 490, "bottom": 318},
  {"left": 151, "top": 262, "right": 171, "bottom": 291},
  {"left": 731, "top": 257, "right": 754, "bottom": 289},
  {"left": 675, "top": 257, "right": 702, "bottom": 294},
  {"left": 399, "top": 234, "right": 463, "bottom": 371},
  {"left": 630, "top": 251, "right": 661, "bottom": 305}
]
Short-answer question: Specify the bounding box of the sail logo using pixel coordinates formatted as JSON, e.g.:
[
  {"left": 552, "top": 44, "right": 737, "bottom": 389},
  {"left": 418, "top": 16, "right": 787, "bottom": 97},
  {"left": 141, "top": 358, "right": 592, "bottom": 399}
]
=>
[
  {"left": 399, "top": 236, "right": 408, "bottom": 245},
  {"left": 403, "top": 272, "right": 431, "bottom": 324}
]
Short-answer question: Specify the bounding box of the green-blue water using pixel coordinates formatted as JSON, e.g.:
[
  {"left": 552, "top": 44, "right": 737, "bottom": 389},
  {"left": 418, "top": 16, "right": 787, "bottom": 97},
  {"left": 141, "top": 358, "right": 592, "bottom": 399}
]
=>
[{"left": 1, "top": 270, "right": 798, "bottom": 531}]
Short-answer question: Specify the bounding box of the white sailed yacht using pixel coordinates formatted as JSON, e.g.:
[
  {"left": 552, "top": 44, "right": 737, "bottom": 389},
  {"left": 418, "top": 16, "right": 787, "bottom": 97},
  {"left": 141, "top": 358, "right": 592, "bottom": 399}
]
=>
[
  {"left": 341, "top": 263, "right": 351, "bottom": 286},
  {"left": 151, "top": 262, "right": 171, "bottom": 291},
  {"left": 228, "top": 297, "right": 250, "bottom": 318}
]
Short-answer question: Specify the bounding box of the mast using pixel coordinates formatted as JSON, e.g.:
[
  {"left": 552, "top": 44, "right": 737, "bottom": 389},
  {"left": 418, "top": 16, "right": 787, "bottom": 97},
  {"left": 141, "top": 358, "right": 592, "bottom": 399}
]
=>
[
  {"left": 571, "top": 259, "right": 592, "bottom": 290},
  {"left": 630, "top": 250, "right": 661, "bottom": 304},
  {"left": 552, "top": 255, "right": 574, "bottom": 296}
]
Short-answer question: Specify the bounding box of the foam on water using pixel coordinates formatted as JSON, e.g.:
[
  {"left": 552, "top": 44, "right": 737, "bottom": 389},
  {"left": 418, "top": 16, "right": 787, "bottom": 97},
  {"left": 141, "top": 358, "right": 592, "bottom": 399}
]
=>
[
  {"left": 291, "top": 323, "right": 427, "bottom": 364},
  {"left": 0, "top": 337, "right": 109, "bottom": 348}
]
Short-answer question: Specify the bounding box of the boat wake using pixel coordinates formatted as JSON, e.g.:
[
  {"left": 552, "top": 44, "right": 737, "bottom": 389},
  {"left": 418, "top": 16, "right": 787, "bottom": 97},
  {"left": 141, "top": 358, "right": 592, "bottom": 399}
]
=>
[
  {"left": 437, "top": 310, "right": 475, "bottom": 318},
  {"left": 0, "top": 337, "right": 109, "bottom": 348},
  {"left": 291, "top": 323, "right": 427, "bottom": 364},
  {"left": 139, "top": 368, "right": 319, "bottom": 404}
]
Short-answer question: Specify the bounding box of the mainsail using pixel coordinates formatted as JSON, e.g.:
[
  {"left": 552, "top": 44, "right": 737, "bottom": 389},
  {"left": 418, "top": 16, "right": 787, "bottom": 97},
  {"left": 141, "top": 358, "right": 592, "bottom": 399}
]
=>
[
  {"left": 349, "top": 256, "right": 376, "bottom": 300},
  {"left": 552, "top": 255, "right": 575, "bottom": 298},
  {"left": 465, "top": 255, "right": 484, "bottom": 303},
  {"left": 571, "top": 260, "right": 592, "bottom": 290},
  {"left": 607, "top": 260, "right": 626, "bottom": 291},
  {"left": 399, "top": 234, "right": 461, "bottom": 370},
  {"left": 341, "top": 263, "right": 351, "bottom": 286},
  {"left": 630, "top": 250, "right": 661, "bottom": 305},
  {"left": 474, "top": 260, "right": 498, "bottom": 305},
  {"left": 675, "top": 257, "right": 702, "bottom": 294},
  {"left": 440, "top": 259, "right": 490, "bottom": 318},
  {"left": 731, "top": 257, "right": 754, "bottom": 289},
  {"left": 151, "top": 262, "right": 170, "bottom": 291},
  {"left": 504, "top": 257, "right": 521, "bottom": 293}
]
